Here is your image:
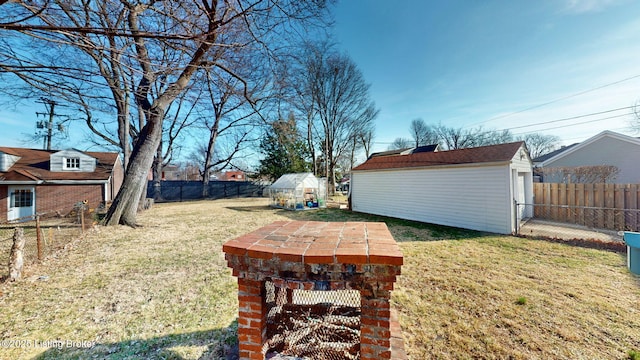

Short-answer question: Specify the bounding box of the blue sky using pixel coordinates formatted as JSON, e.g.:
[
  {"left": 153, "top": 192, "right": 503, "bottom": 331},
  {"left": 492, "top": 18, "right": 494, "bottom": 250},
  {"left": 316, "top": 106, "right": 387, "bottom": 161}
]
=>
[
  {"left": 332, "top": 0, "right": 640, "bottom": 152},
  {"left": 1, "top": 0, "right": 639, "bottom": 158}
]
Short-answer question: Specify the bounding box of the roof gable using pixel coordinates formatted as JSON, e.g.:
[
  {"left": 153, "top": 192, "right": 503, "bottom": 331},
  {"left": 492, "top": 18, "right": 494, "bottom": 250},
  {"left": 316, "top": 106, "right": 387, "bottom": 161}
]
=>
[
  {"left": 50, "top": 149, "right": 97, "bottom": 172},
  {"left": 270, "top": 173, "right": 319, "bottom": 189},
  {"left": 532, "top": 143, "right": 578, "bottom": 163},
  {"left": 0, "top": 151, "right": 21, "bottom": 172},
  {"left": 352, "top": 142, "right": 526, "bottom": 171},
  {"left": 538, "top": 131, "right": 640, "bottom": 167}
]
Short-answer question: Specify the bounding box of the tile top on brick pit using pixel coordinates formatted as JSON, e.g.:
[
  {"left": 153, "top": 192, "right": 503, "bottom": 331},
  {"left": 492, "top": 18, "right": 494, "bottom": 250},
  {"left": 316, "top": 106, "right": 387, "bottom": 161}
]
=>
[{"left": 222, "top": 220, "right": 403, "bottom": 266}]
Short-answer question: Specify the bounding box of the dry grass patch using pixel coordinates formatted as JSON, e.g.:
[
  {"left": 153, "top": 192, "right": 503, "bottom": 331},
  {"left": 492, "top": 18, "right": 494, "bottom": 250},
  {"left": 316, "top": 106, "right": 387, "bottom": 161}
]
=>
[
  {"left": 0, "top": 198, "right": 638, "bottom": 359},
  {"left": 0, "top": 198, "right": 283, "bottom": 360},
  {"left": 395, "top": 236, "right": 640, "bottom": 359}
]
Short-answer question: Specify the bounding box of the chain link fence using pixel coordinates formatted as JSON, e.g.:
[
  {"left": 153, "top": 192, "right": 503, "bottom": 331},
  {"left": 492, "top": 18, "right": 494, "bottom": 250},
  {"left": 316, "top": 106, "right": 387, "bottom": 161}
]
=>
[
  {"left": 264, "top": 280, "right": 361, "bottom": 359},
  {"left": 517, "top": 203, "right": 636, "bottom": 244},
  {"left": 147, "top": 180, "right": 267, "bottom": 202},
  {"left": 1, "top": 210, "right": 91, "bottom": 280}
]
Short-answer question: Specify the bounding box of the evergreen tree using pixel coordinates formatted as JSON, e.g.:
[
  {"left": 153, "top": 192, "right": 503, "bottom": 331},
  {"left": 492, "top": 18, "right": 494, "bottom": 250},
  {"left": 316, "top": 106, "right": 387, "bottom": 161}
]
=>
[{"left": 258, "top": 115, "right": 310, "bottom": 181}]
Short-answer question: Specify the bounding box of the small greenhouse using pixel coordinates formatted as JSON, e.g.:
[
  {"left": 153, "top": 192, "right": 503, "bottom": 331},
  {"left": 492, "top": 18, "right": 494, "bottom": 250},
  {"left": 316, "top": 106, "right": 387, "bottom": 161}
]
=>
[{"left": 268, "top": 173, "right": 327, "bottom": 210}]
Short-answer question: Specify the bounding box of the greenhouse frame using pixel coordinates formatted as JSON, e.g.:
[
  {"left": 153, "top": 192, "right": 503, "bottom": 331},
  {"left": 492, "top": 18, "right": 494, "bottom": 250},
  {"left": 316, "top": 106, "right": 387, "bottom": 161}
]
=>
[{"left": 268, "top": 173, "right": 327, "bottom": 210}]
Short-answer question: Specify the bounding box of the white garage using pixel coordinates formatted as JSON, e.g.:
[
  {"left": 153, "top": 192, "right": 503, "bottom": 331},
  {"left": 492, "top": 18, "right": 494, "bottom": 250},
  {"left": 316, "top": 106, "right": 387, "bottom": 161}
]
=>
[{"left": 350, "top": 142, "right": 533, "bottom": 234}]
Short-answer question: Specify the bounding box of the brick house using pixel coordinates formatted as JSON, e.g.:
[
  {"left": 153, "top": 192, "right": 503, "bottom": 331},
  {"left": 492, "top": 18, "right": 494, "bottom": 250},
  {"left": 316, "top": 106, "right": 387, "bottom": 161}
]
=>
[
  {"left": 215, "top": 170, "right": 246, "bottom": 181},
  {"left": 0, "top": 147, "right": 124, "bottom": 222}
]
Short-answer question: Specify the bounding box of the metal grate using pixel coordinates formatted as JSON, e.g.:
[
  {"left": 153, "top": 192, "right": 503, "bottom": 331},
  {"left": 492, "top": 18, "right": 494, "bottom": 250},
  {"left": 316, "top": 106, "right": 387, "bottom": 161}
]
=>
[{"left": 264, "top": 280, "right": 361, "bottom": 360}]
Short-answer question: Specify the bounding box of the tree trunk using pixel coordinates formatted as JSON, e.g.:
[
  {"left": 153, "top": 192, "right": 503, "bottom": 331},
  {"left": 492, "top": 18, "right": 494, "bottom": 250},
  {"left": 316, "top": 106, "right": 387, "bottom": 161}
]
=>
[
  {"left": 8, "top": 228, "right": 25, "bottom": 281},
  {"left": 118, "top": 100, "right": 131, "bottom": 169},
  {"left": 152, "top": 139, "right": 163, "bottom": 201},
  {"left": 104, "top": 116, "right": 163, "bottom": 226},
  {"left": 202, "top": 122, "right": 219, "bottom": 198},
  {"left": 307, "top": 112, "right": 317, "bottom": 175}
]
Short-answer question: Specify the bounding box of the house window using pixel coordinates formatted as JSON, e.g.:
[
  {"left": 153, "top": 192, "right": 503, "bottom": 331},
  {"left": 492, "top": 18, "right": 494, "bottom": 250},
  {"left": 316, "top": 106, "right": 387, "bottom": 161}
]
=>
[
  {"left": 11, "top": 189, "right": 33, "bottom": 208},
  {"left": 64, "top": 157, "right": 80, "bottom": 170}
]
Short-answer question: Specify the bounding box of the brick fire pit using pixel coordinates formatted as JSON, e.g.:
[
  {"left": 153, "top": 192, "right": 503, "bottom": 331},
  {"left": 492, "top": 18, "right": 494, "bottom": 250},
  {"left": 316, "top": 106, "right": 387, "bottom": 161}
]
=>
[{"left": 223, "top": 220, "right": 405, "bottom": 360}]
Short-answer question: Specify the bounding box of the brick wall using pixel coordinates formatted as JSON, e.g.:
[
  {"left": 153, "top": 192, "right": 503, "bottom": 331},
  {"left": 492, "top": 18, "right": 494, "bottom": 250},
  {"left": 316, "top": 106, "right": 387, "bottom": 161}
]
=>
[
  {"left": 109, "top": 156, "right": 125, "bottom": 201},
  {"left": 36, "top": 184, "right": 104, "bottom": 216}
]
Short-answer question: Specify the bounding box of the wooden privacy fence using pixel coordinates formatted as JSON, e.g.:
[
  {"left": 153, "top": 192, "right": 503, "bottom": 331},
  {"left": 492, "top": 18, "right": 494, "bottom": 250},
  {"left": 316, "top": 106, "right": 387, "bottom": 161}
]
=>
[{"left": 533, "top": 183, "right": 640, "bottom": 231}]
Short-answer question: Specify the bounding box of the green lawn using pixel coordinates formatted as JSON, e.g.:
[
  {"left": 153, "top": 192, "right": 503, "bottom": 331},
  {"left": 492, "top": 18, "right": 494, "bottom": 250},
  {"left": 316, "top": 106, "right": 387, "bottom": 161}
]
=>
[{"left": 1, "top": 198, "right": 638, "bottom": 359}]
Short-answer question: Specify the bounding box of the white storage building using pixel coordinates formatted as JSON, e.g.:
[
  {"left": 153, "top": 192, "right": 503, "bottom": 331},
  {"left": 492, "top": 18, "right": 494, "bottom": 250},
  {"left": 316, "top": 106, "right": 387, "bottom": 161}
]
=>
[{"left": 350, "top": 142, "right": 533, "bottom": 234}]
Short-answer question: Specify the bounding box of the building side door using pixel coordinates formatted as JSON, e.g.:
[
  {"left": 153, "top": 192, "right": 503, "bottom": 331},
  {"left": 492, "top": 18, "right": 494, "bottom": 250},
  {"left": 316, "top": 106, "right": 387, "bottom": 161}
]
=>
[{"left": 8, "top": 186, "right": 35, "bottom": 222}]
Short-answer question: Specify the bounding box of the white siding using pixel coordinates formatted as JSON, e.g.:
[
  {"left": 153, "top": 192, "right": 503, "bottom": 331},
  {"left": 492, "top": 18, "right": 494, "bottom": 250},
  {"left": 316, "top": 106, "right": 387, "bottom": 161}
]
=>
[
  {"left": 0, "top": 152, "right": 20, "bottom": 172},
  {"left": 509, "top": 147, "right": 535, "bottom": 224},
  {"left": 352, "top": 165, "right": 513, "bottom": 234},
  {"left": 50, "top": 149, "right": 96, "bottom": 172},
  {"left": 510, "top": 146, "right": 533, "bottom": 173}
]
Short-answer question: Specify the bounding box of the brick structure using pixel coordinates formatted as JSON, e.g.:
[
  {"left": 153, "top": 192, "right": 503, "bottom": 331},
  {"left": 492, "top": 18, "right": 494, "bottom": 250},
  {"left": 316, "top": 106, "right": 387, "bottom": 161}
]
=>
[
  {"left": 36, "top": 185, "right": 104, "bottom": 216},
  {"left": 223, "top": 220, "right": 405, "bottom": 360}
]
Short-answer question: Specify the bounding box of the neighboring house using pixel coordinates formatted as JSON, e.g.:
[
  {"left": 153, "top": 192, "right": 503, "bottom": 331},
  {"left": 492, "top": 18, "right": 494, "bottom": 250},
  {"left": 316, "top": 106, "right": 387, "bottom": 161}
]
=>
[
  {"left": 220, "top": 170, "right": 246, "bottom": 182},
  {"left": 533, "top": 130, "right": 640, "bottom": 184},
  {"left": 147, "top": 164, "right": 183, "bottom": 181},
  {"left": 0, "top": 147, "right": 124, "bottom": 222},
  {"left": 350, "top": 142, "right": 533, "bottom": 234},
  {"left": 161, "top": 164, "right": 181, "bottom": 180}
]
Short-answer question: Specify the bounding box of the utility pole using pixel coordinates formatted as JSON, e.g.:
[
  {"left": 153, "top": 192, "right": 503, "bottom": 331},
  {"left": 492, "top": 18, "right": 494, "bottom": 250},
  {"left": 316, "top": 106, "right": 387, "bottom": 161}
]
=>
[{"left": 35, "top": 98, "right": 67, "bottom": 150}]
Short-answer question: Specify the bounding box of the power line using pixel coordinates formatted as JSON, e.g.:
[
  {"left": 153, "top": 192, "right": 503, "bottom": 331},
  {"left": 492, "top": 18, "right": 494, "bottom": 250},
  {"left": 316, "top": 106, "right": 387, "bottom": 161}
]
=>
[
  {"left": 377, "top": 106, "right": 635, "bottom": 144},
  {"left": 466, "top": 74, "right": 640, "bottom": 127},
  {"left": 559, "top": 126, "right": 637, "bottom": 143},
  {"left": 502, "top": 106, "right": 634, "bottom": 131},
  {"left": 512, "top": 112, "right": 632, "bottom": 136}
]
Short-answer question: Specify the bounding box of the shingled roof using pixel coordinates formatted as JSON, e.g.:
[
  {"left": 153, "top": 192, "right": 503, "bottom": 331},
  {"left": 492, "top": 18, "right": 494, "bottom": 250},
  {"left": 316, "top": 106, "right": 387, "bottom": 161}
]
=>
[
  {"left": 0, "top": 147, "right": 119, "bottom": 182},
  {"left": 352, "top": 142, "right": 526, "bottom": 171}
]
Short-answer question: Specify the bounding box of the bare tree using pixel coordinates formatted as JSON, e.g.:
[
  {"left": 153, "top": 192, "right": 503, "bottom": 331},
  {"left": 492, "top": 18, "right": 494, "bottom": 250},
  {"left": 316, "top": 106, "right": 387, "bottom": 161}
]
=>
[
  {"left": 388, "top": 137, "right": 412, "bottom": 150},
  {"left": 0, "top": 2, "right": 139, "bottom": 166},
  {"left": 434, "top": 125, "right": 513, "bottom": 150},
  {"left": 1, "top": 1, "right": 332, "bottom": 226},
  {"left": 358, "top": 126, "right": 375, "bottom": 159},
  {"left": 518, "top": 133, "right": 560, "bottom": 159},
  {"left": 409, "top": 118, "right": 439, "bottom": 147},
  {"left": 285, "top": 40, "right": 332, "bottom": 176},
  {"left": 308, "top": 50, "right": 378, "bottom": 193},
  {"left": 349, "top": 122, "right": 374, "bottom": 167},
  {"left": 540, "top": 165, "right": 620, "bottom": 183},
  {"left": 434, "top": 125, "right": 477, "bottom": 150},
  {"left": 151, "top": 91, "right": 200, "bottom": 201}
]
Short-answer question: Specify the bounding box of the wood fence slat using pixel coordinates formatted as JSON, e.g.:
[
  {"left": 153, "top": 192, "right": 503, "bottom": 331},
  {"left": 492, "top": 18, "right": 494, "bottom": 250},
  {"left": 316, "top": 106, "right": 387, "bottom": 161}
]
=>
[
  {"left": 568, "top": 183, "right": 576, "bottom": 224},
  {"left": 534, "top": 182, "right": 543, "bottom": 218},
  {"left": 631, "top": 184, "right": 640, "bottom": 231},
  {"left": 544, "top": 184, "right": 553, "bottom": 219},
  {"left": 614, "top": 185, "right": 625, "bottom": 230},
  {"left": 576, "top": 183, "right": 585, "bottom": 226},
  {"left": 604, "top": 183, "right": 615, "bottom": 230},
  {"left": 559, "top": 183, "right": 567, "bottom": 222},
  {"left": 551, "top": 183, "right": 559, "bottom": 220},
  {"left": 585, "top": 183, "right": 594, "bottom": 229},
  {"left": 595, "top": 183, "right": 605, "bottom": 229}
]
